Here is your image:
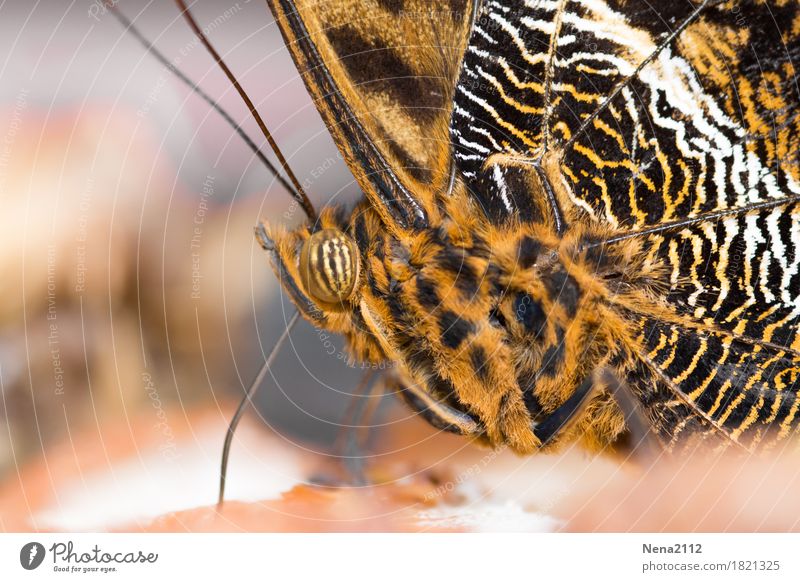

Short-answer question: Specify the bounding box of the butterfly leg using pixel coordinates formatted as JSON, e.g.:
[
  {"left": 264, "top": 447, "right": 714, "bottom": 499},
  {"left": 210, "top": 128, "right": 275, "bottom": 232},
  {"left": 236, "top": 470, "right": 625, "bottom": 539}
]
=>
[
  {"left": 390, "top": 375, "right": 484, "bottom": 437},
  {"left": 529, "top": 370, "right": 664, "bottom": 459},
  {"left": 393, "top": 368, "right": 661, "bottom": 458},
  {"left": 530, "top": 374, "right": 596, "bottom": 446},
  {"left": 334, "top": 370, "right": 381, "bottom": 486},
  {"left": 598, "top": 369, "right": 663, "bottom": 463}
]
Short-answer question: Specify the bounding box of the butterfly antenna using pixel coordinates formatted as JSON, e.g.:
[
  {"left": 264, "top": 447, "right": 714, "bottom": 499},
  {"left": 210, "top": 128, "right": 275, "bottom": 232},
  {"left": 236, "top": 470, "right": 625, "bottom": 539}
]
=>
[
  {"left": 106, "top": 3, "right": 316, "bottom": 221},
  {"left": 174, "top": 0, "right": 317, "bottom": 221},
  {"left": 218, "top": 310, "right": 300, "bottom": 508}
]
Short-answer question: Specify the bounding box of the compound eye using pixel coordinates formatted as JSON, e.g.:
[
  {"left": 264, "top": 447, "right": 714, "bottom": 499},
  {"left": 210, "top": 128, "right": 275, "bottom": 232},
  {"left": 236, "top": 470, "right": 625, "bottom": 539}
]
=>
[{"left": 299, "top": 229, "right": 361, "bottom": 305}]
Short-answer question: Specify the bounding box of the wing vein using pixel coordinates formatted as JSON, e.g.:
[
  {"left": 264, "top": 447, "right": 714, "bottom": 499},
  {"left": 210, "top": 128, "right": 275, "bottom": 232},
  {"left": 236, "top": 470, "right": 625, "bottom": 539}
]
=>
[
  {"left": 586, "top": 194, "right": 800, "bottom": 249},
  {"left": 641, "top": 355, "right": 751, "bottom": 451},
  {"left": 538, "top": 0, "right": 568, "bottom": 157},
  {"left": 559, "top": 0, "right": 723, "bottom": 157}
]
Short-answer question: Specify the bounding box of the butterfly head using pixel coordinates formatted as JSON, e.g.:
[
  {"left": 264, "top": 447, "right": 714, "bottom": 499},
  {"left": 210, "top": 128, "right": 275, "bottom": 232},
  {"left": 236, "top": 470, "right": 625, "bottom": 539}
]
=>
[
  {"left": 257, "top": 213, "right": 364, "bottom": 309},
  {"left": 298, "top": 228, "right": 361, "bottom": 307},
  {"left": 256, "top": 209, "right": 391, "bottom": 364}
]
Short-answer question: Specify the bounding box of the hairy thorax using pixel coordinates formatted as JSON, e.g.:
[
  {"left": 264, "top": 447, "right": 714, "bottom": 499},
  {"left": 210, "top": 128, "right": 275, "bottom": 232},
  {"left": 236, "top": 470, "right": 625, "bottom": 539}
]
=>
[{"left": 264, "top": 182, "right": 668, "bottom": 454}]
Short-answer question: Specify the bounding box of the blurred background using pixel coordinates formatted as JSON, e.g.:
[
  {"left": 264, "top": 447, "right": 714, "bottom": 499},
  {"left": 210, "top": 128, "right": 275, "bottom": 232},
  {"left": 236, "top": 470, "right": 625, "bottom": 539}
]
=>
[
  {"left": 3, "top": 0, "right": 800, "bottom": 535},
  {"left": 0, "top": 0, "right": 395, "bottom": 528}
]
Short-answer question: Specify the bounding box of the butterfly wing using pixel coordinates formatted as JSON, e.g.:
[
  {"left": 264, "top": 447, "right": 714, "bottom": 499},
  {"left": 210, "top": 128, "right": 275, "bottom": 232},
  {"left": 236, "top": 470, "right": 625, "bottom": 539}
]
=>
[
  {"left": 451, "top": 0, "right": 800, "bottom": 229},
  {"left": 451, "top": 0, "right": 800, "bottom": 446},
  {"left": 265, "top": 0, "right": 476, "bottom": 232},
  {"left": 599, "top": 1, "right": 800, "bottom": 446},
  {"left": 631, "top": 204, "right": 800, "bottom": 447},
  {"left": 636, "top": 313, "right": 800, "bottom": 450}
]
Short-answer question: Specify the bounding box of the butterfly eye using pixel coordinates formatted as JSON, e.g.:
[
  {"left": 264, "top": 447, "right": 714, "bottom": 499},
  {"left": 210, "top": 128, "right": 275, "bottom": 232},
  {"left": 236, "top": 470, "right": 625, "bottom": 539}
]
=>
[{"left": 299, "top": 229, "right": 362, "bottom": 305}]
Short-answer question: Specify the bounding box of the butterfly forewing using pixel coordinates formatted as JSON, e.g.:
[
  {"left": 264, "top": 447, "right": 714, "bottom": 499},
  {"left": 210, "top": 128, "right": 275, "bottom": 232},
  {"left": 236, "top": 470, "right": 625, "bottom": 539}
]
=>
[{"left": 266, "top": 0, "right": 477, "bottom": 232}]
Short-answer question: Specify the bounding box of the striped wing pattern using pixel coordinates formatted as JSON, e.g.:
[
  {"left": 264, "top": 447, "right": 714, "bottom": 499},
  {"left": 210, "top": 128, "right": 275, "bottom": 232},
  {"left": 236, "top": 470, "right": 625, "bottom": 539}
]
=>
[
  {"left": 646, "top": 202, "right": 800, "bottom": 352},
  {"left": 639, "top": 317, "right": 800, "bottom": 449},
  {"left": 451, "top": 0, "right": 800, "bottom": 447}
]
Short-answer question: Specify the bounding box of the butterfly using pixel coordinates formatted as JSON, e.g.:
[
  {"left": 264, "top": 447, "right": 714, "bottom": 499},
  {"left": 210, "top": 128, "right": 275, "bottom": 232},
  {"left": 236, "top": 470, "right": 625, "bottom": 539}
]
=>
[
  {"left": 113, "top": 0, "right": 800, "bottom": 501},
  {"left": 256, "top": 0, "right": 800, "bottom": 456}
]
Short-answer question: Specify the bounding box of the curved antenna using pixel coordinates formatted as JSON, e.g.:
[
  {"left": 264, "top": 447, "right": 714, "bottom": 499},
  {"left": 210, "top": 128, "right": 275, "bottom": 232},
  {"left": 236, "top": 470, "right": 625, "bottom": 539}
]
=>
[
  {"left": 218, "top": 309, "right": 301, "bottom": 508},
  {"left": 107, "top": 3, "right": 316, "bottom": 221},
  {"left": 174, "top": 0, "right": 317, "bottom": 221}
]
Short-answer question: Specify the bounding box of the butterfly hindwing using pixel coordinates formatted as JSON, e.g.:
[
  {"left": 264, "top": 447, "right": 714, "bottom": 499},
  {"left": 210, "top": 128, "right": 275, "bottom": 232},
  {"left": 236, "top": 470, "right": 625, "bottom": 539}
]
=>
[
  {"left": 561, "top": 0, "right": 800, "bottom": 230},
  {"left": 636, "top": 314, "right": 800, "bottom": 449},
  {"left": 451, "top": 0, "right": 800, "bottom": 226},
  {"left": 451, "top": 0, "right": 713, "bottom": 223},
  {"left": 642, "top": 202, "right": 800, "bottom": 351}
]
